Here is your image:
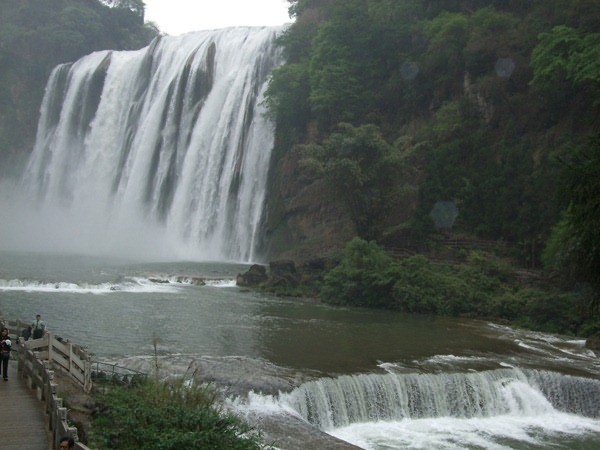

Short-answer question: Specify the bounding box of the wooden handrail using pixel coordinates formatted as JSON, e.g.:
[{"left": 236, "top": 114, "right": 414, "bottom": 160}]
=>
[{"left": 2, "top": 317, "right": 92, "bottom": 450}]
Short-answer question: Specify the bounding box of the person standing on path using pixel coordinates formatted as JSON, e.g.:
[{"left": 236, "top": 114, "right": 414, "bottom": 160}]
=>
[
  {"left": 32, "top": 314, "right": 45, "bottom": 340},
  {"left": 0, "top": 327, "right": 12, "bottom": 381}
]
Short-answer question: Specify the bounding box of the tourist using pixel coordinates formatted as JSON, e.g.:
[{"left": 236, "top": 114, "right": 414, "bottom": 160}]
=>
[
  {"left": 21, "top": 325, "right": 32, "bottom": 342},
  {"left": 31, "top": 314, "right": 45, "bottom": 340},
  {"left": 58, "top": 436, "right": 75, "bottom": 449},
  {"left": 0, "top": 327, "right": 11, "bottom": 381}
]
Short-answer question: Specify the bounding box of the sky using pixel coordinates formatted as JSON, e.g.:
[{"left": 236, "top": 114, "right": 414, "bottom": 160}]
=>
[{"left": 144, "top": 0, "right": 292, "bottom": 36}]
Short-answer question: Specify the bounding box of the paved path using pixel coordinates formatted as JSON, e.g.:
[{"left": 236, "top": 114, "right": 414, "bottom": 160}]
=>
[{"left": 0, "top": 361, "right": 51, "bottom": 450}]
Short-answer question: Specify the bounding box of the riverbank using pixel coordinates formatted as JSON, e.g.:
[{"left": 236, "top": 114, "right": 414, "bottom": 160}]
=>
[
  {"left": 239, "top": 238, "right": 600, "bottom": 346},
  {"left": 55, "top": 360, "right": 360, "bottom": 449}
]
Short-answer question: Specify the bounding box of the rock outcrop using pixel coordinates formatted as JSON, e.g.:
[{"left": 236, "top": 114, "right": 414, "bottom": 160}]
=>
[
  {"left": 264, "top": 145, "right": 355, "bottom": 263},
  {"left": 585, "top": 333, "right": 600, "bottom": 352},
  {"left": 236, "top": 257, "right": 338, "bottom": 294},
  {"left": 266, "top": 260, "right": 300, "bottom": 289},
  {"left": 236, "top": 264, "right": 268, "bottom": 287}
]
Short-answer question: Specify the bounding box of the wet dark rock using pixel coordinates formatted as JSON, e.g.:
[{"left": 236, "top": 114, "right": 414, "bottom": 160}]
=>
[
  {"left": 585, "top": 333, "right": 600, "bottom": 352},
  {"left": 175, "top": 276, "right": 206, "bottom": 286},
  {"left": 149, "top": 277, "right": 170, "bottom": 284},
  {"left": 267, "top": 260, "right": 300, "bottom": 289},
  {"left": 236, "top": 264, "right": 268, "bottom": 287},
  {"left": 303, "top": 257, "right": 326, "bottom": 272}
]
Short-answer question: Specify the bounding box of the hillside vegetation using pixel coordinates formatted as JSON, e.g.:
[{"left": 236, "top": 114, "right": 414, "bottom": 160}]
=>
[{"left": 263, "top": 0, "right": 600, "bottom": 332}]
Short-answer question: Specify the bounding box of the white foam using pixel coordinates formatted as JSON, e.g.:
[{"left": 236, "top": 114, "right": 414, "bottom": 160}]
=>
[
  {"left": 204, "top": 278, "right": 237, "bottom": 287},
  {"left": 329, "top": 412, "right": 600, "bottom": 450},
  {"left": 425, "top": 354, "right": 490, "bottom": 364},
  {"left": 0, "top": 277, "right": 180, "bottom": 294},
  {"left": 229, "top": 391, "right": 300, "bottom": 417}
]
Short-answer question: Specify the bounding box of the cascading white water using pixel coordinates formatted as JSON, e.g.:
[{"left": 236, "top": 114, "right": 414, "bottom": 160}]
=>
[
  {"left": 278, "top": 369, "right": 600, "bottom": 430},
  {"left": 17, "top": 27, "right": 283, "bottom": 262}
]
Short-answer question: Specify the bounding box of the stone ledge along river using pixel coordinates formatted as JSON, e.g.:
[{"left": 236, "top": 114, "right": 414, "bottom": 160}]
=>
[{"left": 1, "top": 251, "right": 599, "bottom": 449}]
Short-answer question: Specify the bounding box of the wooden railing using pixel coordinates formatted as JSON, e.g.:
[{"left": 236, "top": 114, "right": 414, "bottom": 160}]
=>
[{"left": 3, "top": 318, "right": 92, "bottom": 450}]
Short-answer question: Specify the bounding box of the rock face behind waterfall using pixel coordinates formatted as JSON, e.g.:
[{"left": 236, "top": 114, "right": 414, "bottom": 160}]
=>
[
  {"left": 265, "top": 145, "right": 357, "bottom": 263},
  {"left": 20, "top": 27, "right": 283, "bottom": 262}
]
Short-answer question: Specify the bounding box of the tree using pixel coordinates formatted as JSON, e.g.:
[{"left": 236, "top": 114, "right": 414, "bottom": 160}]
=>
[
  {"left": 320, "top": 237, "right": 396, "bottom": 307},
  {"left": 308, "top": 0, "right": 383, "bottom": 128},
  {"left": 544, "top": 138, "right": 600, "bottom": 311},
  {"left": 102, "top": 0, "right": 145, "bottom": 22},
  {"left": 264, "top": 62, "right": 311, "bottom": 139},
  {"left": 530, "top": 25, "right": 600, "bottom": 98},
  {"left": 302, "top": 123, "right": 403, "bottom": 240},
  {"left": 420, "top": 11, "right": 469, "bottom": 101},
  {"left": 531, "top": 25, "right": 600, "bottom": 309}
]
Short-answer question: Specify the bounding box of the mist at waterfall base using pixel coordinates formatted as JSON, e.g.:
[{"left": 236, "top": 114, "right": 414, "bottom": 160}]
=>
[
  {"left": 1, "top": 187, "right": 178, "bottom": 260},
  {"left": 0, "top": 27, "right": 283, "bottom": 262}
]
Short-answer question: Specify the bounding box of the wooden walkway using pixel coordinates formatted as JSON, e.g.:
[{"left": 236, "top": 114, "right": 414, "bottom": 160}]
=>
[{"left": 0, "top": 361, "right": 50, "bottom": 450}]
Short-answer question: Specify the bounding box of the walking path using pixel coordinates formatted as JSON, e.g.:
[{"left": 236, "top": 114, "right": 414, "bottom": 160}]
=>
[{"left": 0, "top": 361, "right": 50, "bottom": 450}]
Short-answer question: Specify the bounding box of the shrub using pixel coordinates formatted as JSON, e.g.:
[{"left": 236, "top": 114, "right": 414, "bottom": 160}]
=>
[
  {"left": 390, "top": 256, "right": 471, "bottom": 315},
  {"left": 90, "top": 378, "right": 262, "bottom": 450},
  {"left": 320, "top": 237, "right": 396, "bottom": 307}
]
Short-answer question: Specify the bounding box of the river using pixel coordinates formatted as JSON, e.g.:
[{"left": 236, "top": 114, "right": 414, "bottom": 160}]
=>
[{"left": 1, "top": 251, "right": 599, "bottom": 449}]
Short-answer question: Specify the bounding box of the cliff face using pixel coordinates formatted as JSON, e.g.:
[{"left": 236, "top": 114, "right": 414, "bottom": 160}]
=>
[{"left": 265, "top": 145, "right": 355, "bottom": 263}]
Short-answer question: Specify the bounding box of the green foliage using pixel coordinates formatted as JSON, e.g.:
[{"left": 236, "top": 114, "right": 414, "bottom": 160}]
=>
[
  {"left": 543, "top": 137, "right": 600, "bottom": 307},
  {"left": 463, "top": 7, "right": 519, "bottom": 77},
  {"left": 90, "top": 379, "right": 262, "bottom": 450},
  {"left": 541, "top": 216, "right": 575, "bottom": 275},
  {"left": 531, "top": 25, "right": 600, "bottom": 91},
  {"left": 108, "top": 0, "right": 146, "bottom": 21},
  {"left": 391, "top": 255, "right": 471, "bottom": 315},
  {"left": 267, "top": 1, "right": 600, "bottom": 311},
  {"left": 320, "top": 237, "right": 396, "bottom": 307},
  {"left": 529, "top": 22, "right": 600, "bottom": 308},
  {"left": 420, "top": 11, "right": 469, "bottom": 96},
  {"left": 320, "top": 239, "right": 594, "bottom": 335},
  {"left": 301, "top": 123, "right": 404, "bottom": 239},
  {"left": 268, "top": 0, "right": 429, "bottom": 133},
  {"left": 269, "top": 1, "right": 588, "bottom": 259},
  {"left": 514, "top": 289, "right": 585, "bottom": 334},
  {"left": 264, "top": 62, "right": 311, "bottom": 141},
  {"left": 308, "top": 0, "right": 380, "bottom": 127}
]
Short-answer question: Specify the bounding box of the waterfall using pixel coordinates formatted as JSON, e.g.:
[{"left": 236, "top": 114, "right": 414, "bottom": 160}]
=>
[
  {"left": 279, "top": 369, "right": 600, "bottom": 430},
  {"left": 18, "top": 27, "right": 283, "bottom": 262}
]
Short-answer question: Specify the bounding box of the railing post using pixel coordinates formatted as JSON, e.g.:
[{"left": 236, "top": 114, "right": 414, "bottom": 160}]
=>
[
  {"left": 69, "top": 342, "right": 73, "bottom": 375},
  {"left": 47, "top": 331, "right": 53, "bottom": 366}
]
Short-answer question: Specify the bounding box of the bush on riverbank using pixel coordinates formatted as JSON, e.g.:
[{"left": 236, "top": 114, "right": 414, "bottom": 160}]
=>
[
  {"left": 320, "top": 238, "right": 598, "bottom": 337},
  {"left": 89, "top": 378, "right": 263, "bottom": 450}
]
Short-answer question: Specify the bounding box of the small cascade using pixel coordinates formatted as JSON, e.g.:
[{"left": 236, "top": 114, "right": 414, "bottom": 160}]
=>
[
  {"left": 18, "top": 27, "right": 283, "bottom": 262},
  {"left": 529, "top": 369, "right": 600, "bottom": 418},
  {"left": 279, "top": 369, "right": 600, "bottom": 430}
]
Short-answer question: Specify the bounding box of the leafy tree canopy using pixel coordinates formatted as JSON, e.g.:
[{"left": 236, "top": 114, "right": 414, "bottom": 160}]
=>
[
  {"left": 301, "top": 123, "right": 404, "bottom": 240},
  {"left": 531, "top": 25, "right": 600, "bottom": 92}
]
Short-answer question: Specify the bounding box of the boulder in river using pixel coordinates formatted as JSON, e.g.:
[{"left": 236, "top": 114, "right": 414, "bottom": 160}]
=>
[{"left": 236, "top": 264, "right": 268, "bottom": 287}]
